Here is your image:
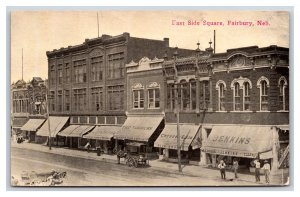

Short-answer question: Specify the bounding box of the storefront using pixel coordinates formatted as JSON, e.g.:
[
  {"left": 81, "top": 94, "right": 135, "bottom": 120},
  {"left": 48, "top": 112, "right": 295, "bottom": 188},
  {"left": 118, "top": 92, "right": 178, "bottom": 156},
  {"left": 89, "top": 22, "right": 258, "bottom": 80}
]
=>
[
  {"left": 154, "top": 124, "right": 201, "bottom": 164},
  {"left": 201, "top": 125, "right": 276, "bottom": 171},
  {"left": 35, "top": 116, "right": 69, "bottom": 145},
  {"left": 57, "top": 125, "right": 95, "bottom": 149},
  {"left": 82, "top": 125, "right": 121, "bottom": 154},
  {"left": 20, "top": 119, "right": 46, "bottom": 142},
  {"left": 115, "top": 115, "right": 164, "bottom": 159}
]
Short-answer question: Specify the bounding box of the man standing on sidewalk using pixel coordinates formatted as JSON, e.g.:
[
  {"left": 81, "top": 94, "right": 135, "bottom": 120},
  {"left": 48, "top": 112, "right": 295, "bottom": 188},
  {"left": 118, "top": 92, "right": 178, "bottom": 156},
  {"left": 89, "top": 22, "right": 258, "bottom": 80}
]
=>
[
  {"left": 262, "top": 160, "right": 271, "bottom": 184},
  {"left": 218, "top": 160, "right": 226, "bottom": 180},
  {"left": 254, "top": 159, "right": 261, "bottom": 182},
  {"left": 232, "top": 159, "right": 239, "bottom": 179}
]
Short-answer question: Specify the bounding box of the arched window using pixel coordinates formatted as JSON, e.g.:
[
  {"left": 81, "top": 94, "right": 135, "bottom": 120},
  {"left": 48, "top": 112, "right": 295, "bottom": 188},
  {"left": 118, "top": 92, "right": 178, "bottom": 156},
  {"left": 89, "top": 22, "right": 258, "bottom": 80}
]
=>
[
  {"left": 216, "top": 80, "right": 226, "bottom": 111},
  {"left": 243, "top": 82, "right": 251, "bottom": 111},
  {"left": 278, "top": 76, "right": 288, "bottom": 111},
  {"left": 261, "top": 80, "right": 268, "bottom": 111},
  {"left": 234, "top": 82, "right": 241, "bottom": 111},
  {"left": 180, "top": 80, "right": 189, "bottom": 110},
  {"left": 167, "top": 83, "right": 175, "bottom": 110}
]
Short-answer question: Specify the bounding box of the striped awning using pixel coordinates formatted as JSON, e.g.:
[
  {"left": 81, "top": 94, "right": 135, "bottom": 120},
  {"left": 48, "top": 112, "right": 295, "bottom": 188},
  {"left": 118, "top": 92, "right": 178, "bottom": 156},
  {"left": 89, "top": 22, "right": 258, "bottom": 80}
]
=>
[
  {"left": 154, "top": 124, "right": 201, "bottom": 151},
  {"left": 36, "top": 116, "right": 69, "bottom": 137},
  {"left": 21, "top": 119, "right": 46, "bottom": 132},
  {"left": 114, "top": 116, "right": 163, "bottom": 142},
  {"left": 83, "top": 126, "right": 121, "bottom": 140}
]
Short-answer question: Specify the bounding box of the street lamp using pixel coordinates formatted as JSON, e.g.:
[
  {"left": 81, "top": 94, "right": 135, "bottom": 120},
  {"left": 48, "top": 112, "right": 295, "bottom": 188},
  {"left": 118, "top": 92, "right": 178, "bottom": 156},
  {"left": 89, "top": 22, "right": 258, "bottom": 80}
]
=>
[{"left": 173, "top": 46, "right": 182, "bottom": 172}]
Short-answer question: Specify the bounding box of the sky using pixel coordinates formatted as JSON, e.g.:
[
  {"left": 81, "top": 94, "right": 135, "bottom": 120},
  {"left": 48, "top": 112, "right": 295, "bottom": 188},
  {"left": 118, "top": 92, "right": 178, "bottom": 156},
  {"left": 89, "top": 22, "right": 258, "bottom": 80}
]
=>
[{"left": 10, "top": 10, "right": 289, "bottom": 83}]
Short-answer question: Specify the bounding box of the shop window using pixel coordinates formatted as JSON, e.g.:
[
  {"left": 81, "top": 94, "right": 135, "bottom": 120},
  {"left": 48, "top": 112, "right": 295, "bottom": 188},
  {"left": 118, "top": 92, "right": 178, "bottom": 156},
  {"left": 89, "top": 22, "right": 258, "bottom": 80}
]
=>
[{"left": 243, "top": 82, "right": 251, "bottom": 111}]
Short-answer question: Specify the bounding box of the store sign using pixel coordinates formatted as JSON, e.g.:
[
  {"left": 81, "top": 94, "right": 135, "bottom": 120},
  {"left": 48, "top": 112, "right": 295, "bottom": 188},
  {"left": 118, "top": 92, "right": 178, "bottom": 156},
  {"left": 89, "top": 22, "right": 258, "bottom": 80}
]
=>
[
  {"left": 209, "top": 135, "right": 251, "bottom": 145},
  {"left": 201, "top": 147, "right": 257, "bottom": 158},
  {"left": 160, "top": 133, "right": 193, "bottom": 140},
  {"left": 122, "top": 125, "right": 153, "bottom": 130}
]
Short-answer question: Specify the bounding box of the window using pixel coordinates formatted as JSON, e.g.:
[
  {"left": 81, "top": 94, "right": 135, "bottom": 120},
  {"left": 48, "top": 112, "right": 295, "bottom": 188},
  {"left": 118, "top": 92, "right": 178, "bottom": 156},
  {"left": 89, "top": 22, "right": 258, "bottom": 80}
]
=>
[
  {"left": 133, "top": 89, "right": 144, "bottom": 109},
  {"left": 167, "top": 84, "right": 175, "bottom": 110},
  {"left": 50, "top": 65, "right": 56, "bottom": 85},
  {"left": 217, "top": 82, "right": 226, "bottom": 111},
  {"left": 260, "top": 80, "right": 268, "bottom": 111},
  {"left": 148, "top": 88, "right": 160, "bottom": 109},
  {"left": 73, "top": 89, "right": 87, "bottom": 111},
  {"left": 57, "top": 64, "right": 63, "bottom": 84},
  {"left": 108, "top": 52, "right": 125, "bottom": 79},
  {"left": 107, "top": 85, "right": 124, "bottom": 110},
  {"left": 91, "top": 56, "right": 104, "bottom": 82},
  {"left": 91, "top": 87, "right": 103, "bottom": 111},
  {"left": 180, "top": 80, "right": 190, "bottom": 110},
  {"left": 64, "top": 90, "right": 70, "bottom": 111},
  {"left": 279, "top": 77, "right": 288, "bottom": 111},
  {"left": 73, "top": 60, "right": 87, "bottom": 83},
  {"left": 190, "top": 79, "right": 197, "bottom": 110},
  {"left": 65, "top": 63, "right": 70, "bottom": 83},
  {"left": 50, "top": 91, "right": 55, "bottom": 112},
  {"left": 200, "top": 81, "right": 210, "bottom": 110},
  {"left": 234, "top": 82, "right": 241, "bottom": 111},
  {"left": 243, "top": 82, "right": 251, "bottom": 111},
  {"left": 57, "top": 90, "right": 62, "bottom": 112}
]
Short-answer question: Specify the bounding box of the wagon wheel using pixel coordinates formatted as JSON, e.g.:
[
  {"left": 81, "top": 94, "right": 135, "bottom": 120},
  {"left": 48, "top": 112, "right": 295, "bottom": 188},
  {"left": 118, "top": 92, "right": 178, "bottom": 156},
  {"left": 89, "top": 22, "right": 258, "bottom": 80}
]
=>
[{"left": 127, "top": 157, "right": 134, "bottom": 167}]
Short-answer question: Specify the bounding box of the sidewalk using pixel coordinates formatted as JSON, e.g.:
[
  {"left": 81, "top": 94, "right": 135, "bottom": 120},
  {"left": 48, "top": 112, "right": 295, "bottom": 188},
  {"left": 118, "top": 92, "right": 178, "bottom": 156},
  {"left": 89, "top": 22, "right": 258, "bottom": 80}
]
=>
[{"left": 11, "top": 141, "right": 289, "bottom": 186}]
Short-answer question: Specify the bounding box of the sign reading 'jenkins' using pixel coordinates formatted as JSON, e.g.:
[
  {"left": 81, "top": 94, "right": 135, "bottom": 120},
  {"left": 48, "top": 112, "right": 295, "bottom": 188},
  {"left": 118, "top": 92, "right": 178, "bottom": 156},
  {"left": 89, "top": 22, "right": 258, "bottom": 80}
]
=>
[{"left": 210, "top": 135, "right": 251, "bottom": 145}]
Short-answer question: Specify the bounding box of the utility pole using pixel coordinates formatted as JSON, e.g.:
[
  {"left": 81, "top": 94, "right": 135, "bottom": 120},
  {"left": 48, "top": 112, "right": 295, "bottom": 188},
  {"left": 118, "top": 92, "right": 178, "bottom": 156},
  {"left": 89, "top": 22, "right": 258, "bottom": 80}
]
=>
[
  {"left": 46, "top": 80, "right": 51, "bottom": 150},
  {"left": 173, "top": 46, "right": 182, "bottom": 172},
  {"left": 97, "top": 12, "right": 99, "bottom": 38},
  {"left": 22, "top": 48, "right": 23, "bottom": 81}
]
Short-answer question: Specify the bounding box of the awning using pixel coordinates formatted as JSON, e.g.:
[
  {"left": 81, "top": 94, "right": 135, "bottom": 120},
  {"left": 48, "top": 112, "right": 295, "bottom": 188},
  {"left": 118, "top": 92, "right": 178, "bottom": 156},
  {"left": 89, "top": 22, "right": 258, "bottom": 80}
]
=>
[
  {"left": 83, "top": 126, "right": 121, "bottom": 140},
  {"left": 115, "top": 116, "right": 163, "bottom": 142},
  {"left": 58, "top": 125, "right": 81, "bottom": 137},
  {"left": 21, "top": 119, "right": 46, "bottom": 132},
  {"left": 201, "top": 125, "right": 273, "bottom": 158},
  {"left": 67, "top": 125, "right": 95, "bottom": 137},
  {"left": 36, "top": 116, "right": 69, "bottom": 137},
  {"left": 154, "top": 124, "right": 201, "bottom": 151}
]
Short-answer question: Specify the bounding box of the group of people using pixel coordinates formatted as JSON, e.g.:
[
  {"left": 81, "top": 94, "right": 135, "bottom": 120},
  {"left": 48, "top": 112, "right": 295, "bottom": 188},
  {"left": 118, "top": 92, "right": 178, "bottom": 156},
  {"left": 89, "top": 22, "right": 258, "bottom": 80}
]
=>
[{"left": 217, "top": 159, "right": 271, "bottom": 184}]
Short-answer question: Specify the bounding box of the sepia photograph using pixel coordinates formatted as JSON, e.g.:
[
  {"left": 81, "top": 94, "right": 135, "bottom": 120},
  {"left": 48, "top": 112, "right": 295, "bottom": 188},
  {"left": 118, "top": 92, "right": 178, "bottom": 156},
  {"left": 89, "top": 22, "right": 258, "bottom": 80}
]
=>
[{"left": 10, "top": 10, "right": 290, "bottom": 187}]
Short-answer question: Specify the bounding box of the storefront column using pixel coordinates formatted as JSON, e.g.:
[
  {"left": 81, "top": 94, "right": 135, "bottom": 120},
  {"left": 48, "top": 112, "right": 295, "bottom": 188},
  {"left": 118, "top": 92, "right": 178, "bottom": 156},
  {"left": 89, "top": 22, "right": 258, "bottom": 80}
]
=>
[
  {"left": 199, "top": 128, "right": 208, "bottom": 166},
  {"left": 271, "top": 127, "right": 279, "bottom": 173}
]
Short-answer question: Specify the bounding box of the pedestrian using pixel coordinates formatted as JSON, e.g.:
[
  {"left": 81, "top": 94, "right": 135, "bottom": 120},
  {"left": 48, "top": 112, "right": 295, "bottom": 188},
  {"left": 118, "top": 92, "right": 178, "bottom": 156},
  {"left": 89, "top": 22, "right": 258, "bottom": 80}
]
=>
[
  {"left": 254, "top": 159, "right": 261, "bottom": 182},
  {"left": 262, "top": 160, "right": 271, "bottom": 184},
  {"left": 232, "top": 159, "right": 239, "bottom": 179},
  {"left": 218, "top": 160, "right": 226, "bottom": 180},
  {"left": 84, "top": 142, "right": 91, "bottom": 153}
]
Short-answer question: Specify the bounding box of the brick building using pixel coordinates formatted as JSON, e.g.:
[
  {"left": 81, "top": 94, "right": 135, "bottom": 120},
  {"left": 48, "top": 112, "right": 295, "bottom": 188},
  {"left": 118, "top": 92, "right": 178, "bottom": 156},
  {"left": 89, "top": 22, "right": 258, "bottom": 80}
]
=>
[
  {"left": 161, "top": 44, "right": 289, "bottom": 171},
  {"left": 11, "top": 77, "right": 47, "bottom": 140},
  {"left": 45, "top": 32, "right": 194, "bottom": 150}
]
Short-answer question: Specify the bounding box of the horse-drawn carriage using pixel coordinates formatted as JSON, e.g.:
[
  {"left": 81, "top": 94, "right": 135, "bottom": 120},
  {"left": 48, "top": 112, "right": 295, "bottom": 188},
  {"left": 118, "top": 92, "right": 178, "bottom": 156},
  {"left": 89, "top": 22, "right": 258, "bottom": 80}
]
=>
[{"left": 116, "top": 150, "right": 149, "bottom": 168}]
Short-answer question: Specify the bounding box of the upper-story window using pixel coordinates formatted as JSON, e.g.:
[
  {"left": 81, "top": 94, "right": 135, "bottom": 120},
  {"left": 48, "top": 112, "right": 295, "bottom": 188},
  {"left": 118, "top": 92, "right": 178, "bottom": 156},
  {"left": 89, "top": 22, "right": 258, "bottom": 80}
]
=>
[
  {"left": 216, "top": 80, "right": 226, "bottom": 111},
  {"left": 64, "top": 63, "right": 71, "bottom": 84},
  {"left": 57, "top": 64, "right": 63, "bottom": 85},
  {"left": 233, "top": 82, "right": 241, "bottom": 111},
  {"left": 107, "top": 85, "right": 124, "bottom": 111},
  {"left": 73, "top": 88, "right": 87, "bottom": 111},
  {"left": 91, "top": 56, "right": 104, "bottom": 82},
  {"left": 91, "top": 87, "right": 103, "bottom": 111},
  {"left": 73, "top": 60, "right": 87, "bottom": 83},
  {"left": 147, "top": 82, "right": 160, "bottom": 109},
  {"left": 132, "top": 83, "right": 144, "bottom": 109},
  {"left": 278, "top": 76, "right": 288, "bottom": 111},
  {"left": 108, "top": 52, "right": 125, "bottom": 79},
  {"left": 57, "top": 90, "right": 63, "bottom": 112},
  {"left": 50, "top": 65, "right": 56, "bottom": 85},
  {"left": 166, "top": 83, "right": 175, "bottom": 110},
  {"left": 64, "top": 90, "right": 70, "bottom": 111},
  {"left": 50, "top": 91, "right": 55, "bottom": 112},
  {"left": 243, "top": 82, "right": 251, "bottom": 111},
  {"left": 257, "top": 76, "right": 269, "bottom": 111}
]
